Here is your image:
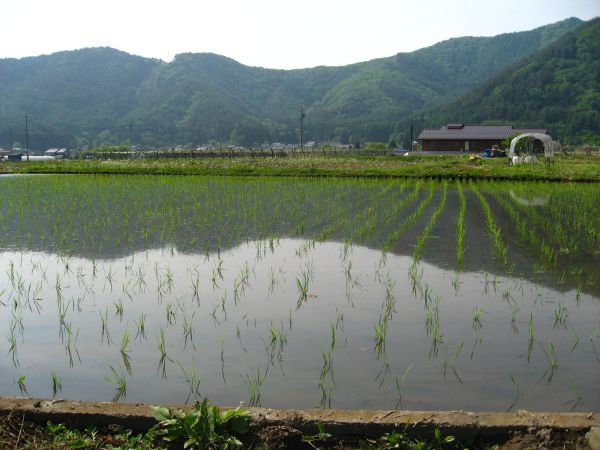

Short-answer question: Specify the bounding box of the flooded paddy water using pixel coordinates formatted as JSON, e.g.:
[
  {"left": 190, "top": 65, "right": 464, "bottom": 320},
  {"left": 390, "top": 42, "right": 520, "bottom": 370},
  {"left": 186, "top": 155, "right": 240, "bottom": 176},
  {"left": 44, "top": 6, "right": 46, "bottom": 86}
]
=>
[{"left": 0, "top": 175, "right": 598, "bottom": 411}]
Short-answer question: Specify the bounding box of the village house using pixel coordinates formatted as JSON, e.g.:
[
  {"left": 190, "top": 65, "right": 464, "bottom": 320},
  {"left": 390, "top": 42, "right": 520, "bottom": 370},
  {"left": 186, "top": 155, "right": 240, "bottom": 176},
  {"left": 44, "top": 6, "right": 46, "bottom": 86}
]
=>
[{"left": 418, "top": 123, "right": 548, "bottom": 152}]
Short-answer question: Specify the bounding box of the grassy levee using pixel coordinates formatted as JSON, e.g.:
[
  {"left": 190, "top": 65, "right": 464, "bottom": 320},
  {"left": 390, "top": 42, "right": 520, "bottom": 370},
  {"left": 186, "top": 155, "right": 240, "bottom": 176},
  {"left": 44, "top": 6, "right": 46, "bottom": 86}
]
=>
[{"left": 2, "top": 154, "right": 600, "bottom": 181}]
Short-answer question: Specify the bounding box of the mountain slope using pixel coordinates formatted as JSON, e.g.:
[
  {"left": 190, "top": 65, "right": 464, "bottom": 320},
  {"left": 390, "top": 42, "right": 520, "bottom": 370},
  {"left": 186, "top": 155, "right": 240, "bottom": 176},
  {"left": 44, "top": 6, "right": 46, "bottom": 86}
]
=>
[
  {"left": 417, "top": 18, "right": 600, "bottom": 145},
  {"left": 0, "top": 17, "right": 584, "bottom": 149}
]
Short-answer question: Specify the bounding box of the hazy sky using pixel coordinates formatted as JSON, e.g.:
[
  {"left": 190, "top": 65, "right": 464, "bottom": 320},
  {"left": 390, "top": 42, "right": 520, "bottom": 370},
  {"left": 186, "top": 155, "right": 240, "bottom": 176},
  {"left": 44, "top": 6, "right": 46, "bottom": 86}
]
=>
[{"left": 2, "top": 0, "right": 599, "bottom": 69}]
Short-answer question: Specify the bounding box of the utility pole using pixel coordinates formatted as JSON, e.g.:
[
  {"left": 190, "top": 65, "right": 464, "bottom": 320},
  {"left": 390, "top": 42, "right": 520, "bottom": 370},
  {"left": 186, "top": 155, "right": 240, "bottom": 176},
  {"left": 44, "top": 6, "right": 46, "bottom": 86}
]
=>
[
  {"left": 410, "top": 123, "right": 414, "bottom": 152},
  {"left": 218, "top": 119, "right": 223, "bottom": 155},
  {"left": 128, "top": 124, "right": 132, "bottom": 157},
  {"left": 25, "top": 113, "right": 29, "bottom": 161},
  {"left": 300, "top": 106, "right": 306, "bottom": 152}
]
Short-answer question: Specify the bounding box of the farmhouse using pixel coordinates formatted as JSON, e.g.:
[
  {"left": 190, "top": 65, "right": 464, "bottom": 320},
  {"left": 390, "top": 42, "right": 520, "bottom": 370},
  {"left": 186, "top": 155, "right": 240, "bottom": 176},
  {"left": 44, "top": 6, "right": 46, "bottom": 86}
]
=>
[{"left": 418, "top": 123, "right": 548, "bottom": 152}]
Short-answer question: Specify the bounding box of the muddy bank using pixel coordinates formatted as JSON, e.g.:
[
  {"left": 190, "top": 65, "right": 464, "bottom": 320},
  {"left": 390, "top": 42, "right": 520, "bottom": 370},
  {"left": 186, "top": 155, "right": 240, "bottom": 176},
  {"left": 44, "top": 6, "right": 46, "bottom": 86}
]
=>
[{"left": 0, "top": 397, "right": 598, "bottom": 449}]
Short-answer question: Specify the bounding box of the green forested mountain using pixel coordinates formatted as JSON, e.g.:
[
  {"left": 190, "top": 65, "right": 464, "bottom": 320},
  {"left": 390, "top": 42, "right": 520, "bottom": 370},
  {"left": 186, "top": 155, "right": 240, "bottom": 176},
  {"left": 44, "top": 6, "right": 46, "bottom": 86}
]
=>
[
  {"left": 411, "top": 18, "right": 600, "bottom": 145},
  {"left": 0, "top": 17, "right": 585, "bottom": 149}
]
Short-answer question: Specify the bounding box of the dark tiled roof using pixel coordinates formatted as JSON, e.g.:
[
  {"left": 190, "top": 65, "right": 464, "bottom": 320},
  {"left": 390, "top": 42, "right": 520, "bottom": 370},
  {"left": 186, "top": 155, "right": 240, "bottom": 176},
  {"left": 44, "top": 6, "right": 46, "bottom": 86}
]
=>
[{"left": 418, "top": 125, "right": 548, "bottom": 140}]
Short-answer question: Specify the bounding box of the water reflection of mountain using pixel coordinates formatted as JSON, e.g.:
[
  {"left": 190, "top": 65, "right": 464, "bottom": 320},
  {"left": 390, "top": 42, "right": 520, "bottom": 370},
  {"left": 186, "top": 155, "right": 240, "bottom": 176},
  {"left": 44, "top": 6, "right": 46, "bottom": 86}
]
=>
[{"left": 0, "top": 175, "right": 598, "bottom": 298}]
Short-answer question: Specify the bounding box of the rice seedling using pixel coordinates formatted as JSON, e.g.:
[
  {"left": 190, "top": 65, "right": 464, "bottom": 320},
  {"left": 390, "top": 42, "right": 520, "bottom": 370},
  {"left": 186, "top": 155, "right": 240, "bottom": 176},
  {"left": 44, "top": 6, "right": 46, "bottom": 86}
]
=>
[
  {"left": 318, "top": 346, "right": 335, "bottom": 409},
  {"left": 564, "top": 376, "right": 582, "bottom": 411},
  {"left": 553, "top": 301, "right": 569, "bottom": 328},
  {"left": 575, "top": 283, "right": 582, "bottom": 304},
  {"left": 105, "top": 365, "right": 127, "bottom": 402},
  {"left": 176, "top": 362, "right": 203, "bottom": 404},
  {"left": 471, "top": 184, "right": 508, "bottom": 266},
  {"left": 528, "top": 313, "right": 535, "bottom": 362},
  {"left": 190, "top": 272, "right": 200, "bottom": 303},
  {"left": 243, "top": 367, "right": 265, "bottom": 407},
  {"left": 451, "top": 274, "right": 462, "bottom": 294},
  {"left": 570, "top": 326, "right": 580, "bottom": 352},
  {"left": 165, "top": 303, "right": 176, "bottom": 325},
  {"left": 408, "top": 262, "right": 423, "bottom": 298},
  {"left": 113, "top": 300, "right": 124, "bottom": 319},
  {"left": 99, "top": 306, "right": 111, "bottom": 345},
  {"left": 496, "top": 282, "right": 510, "bottom": 301},
  {"left": 120, "top": 329, "right": 132, "bottom": 374},
  {"left": 296, "top": 271, "right": 310, "bottom": 308},
  {"left": 51, "top": 372, "right": 62, "bottom": 399},
  {"left": 394, "top": 363, "right": 413, "bottom": 409},
  {"left": 424, "top": 299, "right": 443, "bottom": 359},
  {"left": 510, "top": 303, "right": 520, "bottom": 334},
  {"left": 7, "top": 327, "right": 18, "bottom": 367},
  {"left": 16, "top": 374, "right": 29, "bottom": 396},
  {"left": 507, "top": 372, "right": 523, "bottom": 412},
  {"left": 63, "top": 322, "right": 81, "bottom": 368},
  {"left": 157, "top": 328, "right": 169, "bottom": 379},
  {"left": 540, "top": 341, "right": 559, "bottom": 383},
  {"left": 182, "top": 314, "right": 196, "bottom": 350},
  {"left": 135, "top": 312, "right": 147, "bottom": 340},
  {"left": 104, "top": 265, "right": 114, "bottom": 292},
  {"left": 220, "top": 334, "right": 226, "bottom": 384}
]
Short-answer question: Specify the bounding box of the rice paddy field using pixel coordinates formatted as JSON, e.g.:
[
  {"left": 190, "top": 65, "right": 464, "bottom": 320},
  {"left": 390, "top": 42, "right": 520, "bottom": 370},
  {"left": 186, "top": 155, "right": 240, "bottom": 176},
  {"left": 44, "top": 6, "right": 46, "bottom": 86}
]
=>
[{"left": 0, "top": 174, "right": 598, "bottom": 412}]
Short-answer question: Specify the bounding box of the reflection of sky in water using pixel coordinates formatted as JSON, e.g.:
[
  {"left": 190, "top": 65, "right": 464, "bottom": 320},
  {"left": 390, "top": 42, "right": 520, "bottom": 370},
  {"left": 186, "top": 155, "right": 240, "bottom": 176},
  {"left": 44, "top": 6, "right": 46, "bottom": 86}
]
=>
[{"left": 1, "top": 240, "right": 598, "bottom": 411}]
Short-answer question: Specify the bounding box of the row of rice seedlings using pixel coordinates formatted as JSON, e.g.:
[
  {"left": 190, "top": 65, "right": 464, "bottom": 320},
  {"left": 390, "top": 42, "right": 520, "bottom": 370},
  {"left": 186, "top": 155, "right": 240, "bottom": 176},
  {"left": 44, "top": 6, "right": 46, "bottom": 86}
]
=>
[
  {"left": 490, "top": 185, "right": 596, "bottom": 289},
  {"left": 373, "top": 277, "right": 396, "bottom": 358},
  {"left": 412, "top": 182, "right": 448, "bottom": 262},
  {"left": 318, "top": 322, "right": 337, "bottom": 408},
  {"left": 487, "top": 187, "right": 558, "bottom": 267},
  {"left": 13, "top": 371, "right": 62, "bottom": 400},
  {"left": 470, "top": 183, "right": 509, "bottom": 266},
  {"left": 316, "top": 180, "right": 402, "bottom": 242},
  {"left": 1, "top": 176, "right": 389, "bottom": 258},
  {"left": 455, "top": 181, "right": 466, "bottom": 267},
  {"left": 519, "top": 183, "right": 600, "bottom": 253},
  {"left": 382, "top": 181, "right": 435, "bottom": 251},
  {"left": 352, "top": 182, "right": 407, "bottom": 242}
]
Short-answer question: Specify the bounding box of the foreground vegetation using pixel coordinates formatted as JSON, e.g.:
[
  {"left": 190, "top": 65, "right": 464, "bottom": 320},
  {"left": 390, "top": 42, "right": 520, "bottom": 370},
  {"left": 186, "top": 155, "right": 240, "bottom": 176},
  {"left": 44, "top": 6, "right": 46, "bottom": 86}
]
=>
[
  {"left": 0, "top": 400, "right": 591, "bottom": 449},
  {"left": 0, "top": 399, "right": 465, "bottom": 450},
  {"left": 2, "top": 153, "right": 600, "bottom": 181}
]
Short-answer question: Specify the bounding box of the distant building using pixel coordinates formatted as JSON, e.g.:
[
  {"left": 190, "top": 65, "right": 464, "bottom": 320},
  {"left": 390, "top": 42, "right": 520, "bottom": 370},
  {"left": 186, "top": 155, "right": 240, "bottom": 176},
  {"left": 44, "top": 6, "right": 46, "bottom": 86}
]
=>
[
  {"left": 418, "top": 124, "right": 548, "bottom": 152},
  {"left": 7, "top": 151, "right": 24, "bottom": 161},
  {"left": 304, "top": 141, "right": 318, "bottom": 148},
  {"left": 44, "top": 148, "right": 71, "bottom": 158}
]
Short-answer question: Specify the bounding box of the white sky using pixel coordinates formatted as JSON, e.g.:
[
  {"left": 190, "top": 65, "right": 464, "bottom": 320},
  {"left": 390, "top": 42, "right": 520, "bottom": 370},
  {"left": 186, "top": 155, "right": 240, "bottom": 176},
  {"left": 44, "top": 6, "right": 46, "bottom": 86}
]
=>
[{"left": 2, "top": 0, "right": 599, "bottom": 69}]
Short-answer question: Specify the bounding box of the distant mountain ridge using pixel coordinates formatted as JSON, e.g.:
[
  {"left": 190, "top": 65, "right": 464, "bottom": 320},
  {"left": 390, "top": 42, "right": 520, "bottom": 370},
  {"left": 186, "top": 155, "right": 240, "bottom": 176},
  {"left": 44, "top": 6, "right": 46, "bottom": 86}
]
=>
[{"left": 0, "top": 17, "right": 586, "bottom": 149}]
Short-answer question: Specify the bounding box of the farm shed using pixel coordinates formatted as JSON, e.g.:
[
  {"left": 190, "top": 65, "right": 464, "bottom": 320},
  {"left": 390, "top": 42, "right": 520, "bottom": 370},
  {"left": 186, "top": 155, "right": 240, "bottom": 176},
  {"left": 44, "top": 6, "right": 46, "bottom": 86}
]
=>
[
  {"left": 7, "top": 151, "right": 24, "bottom": 161},
  {"left": 418, "top": 123, "right": 548, "bottom": 152}
]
